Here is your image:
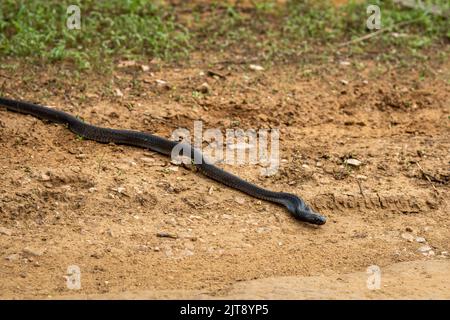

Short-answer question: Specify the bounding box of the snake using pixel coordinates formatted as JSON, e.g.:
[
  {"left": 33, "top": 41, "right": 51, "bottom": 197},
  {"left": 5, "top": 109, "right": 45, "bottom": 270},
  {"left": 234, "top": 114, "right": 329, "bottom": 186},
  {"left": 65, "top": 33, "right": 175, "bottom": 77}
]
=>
[{"left": 0, "top": 96, "right": 326, "bottom": 225}]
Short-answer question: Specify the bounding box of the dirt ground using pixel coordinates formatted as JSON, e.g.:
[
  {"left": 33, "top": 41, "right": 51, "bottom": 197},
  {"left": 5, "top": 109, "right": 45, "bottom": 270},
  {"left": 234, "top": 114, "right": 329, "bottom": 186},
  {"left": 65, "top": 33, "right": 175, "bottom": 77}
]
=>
[{"left": 0, "top": 53, "right": 449, "bottom": 299}]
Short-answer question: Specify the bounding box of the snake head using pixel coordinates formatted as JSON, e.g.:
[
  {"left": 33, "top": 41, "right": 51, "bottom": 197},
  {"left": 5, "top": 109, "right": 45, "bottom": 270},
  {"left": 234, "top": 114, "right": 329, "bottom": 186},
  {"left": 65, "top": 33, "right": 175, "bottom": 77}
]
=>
[{"left": 285, "top": 196, "right": 327, "bottom": 225}]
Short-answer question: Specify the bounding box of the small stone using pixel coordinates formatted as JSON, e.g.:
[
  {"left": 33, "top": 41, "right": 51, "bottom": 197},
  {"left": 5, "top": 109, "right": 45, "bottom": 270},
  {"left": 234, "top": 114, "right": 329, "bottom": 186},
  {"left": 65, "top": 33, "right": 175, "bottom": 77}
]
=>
[
  {"left": 197, "top": 82, "right": 210, "bottom": 94},
  {"left": 156, "top": 232, "right": 178, "bottom": 239},
  {"left": 140, "top": 157, "right": 155, "bottom": 163},
  {"left": 22, "top": 247, "right": 45, "bottom": 257},
  {"left": 0, "top": 226, "right": 13, "bottom": 236},
  {"left": 114, "top": 88, "right": 124, "bottom": 98},
  {"left": 153, "top": 247, "right": 160, "bottom": 252},
  {"left": 235, "top": 197, "right": 245, "bottom": 205},
  {"left": 340, "top": 79, "right": 349, "bottom": 85},
  {"left": 418, "top": 245, "right": 432, "bottom": 253},
  {"left": 5, "top": 253, "right": 20, "bottom": 261},
  {"left": 115, "top": 187, "right": 126, "bottom": 194},
  {"left": 339, "top": 61, "right": 351, "bottom": 66},
  {"left": 88, "top": 187, "right": 97, "bottom": 193},
  {"left": 40, "top": 173, "right": 51, "bottom": 181},
  {"left": 135, "top": 245, "right": 148, "bottom": 252},
  {"left": 356, "top": 175, "right": 368, "bottom": 180},
  {"left": 156, "top": 79, "right": 169, "bottom": 87},
  {"left": 401, "top": 232, "right": 414, "bottom": 242},
  {"left": 344, "top": 158, "right": 362, "bottom": 167},
  {"left": 249, "top": 64, "right": 264, "bottom": 71},
  {"left": 428, "top": 250, "right": 435, "bottom": 256},
  {"left": 415, "top": 237, "right": 426, "bottom": 243},
  {"left": 405, "top": 227, "right": 414, "bottom": 232},
  {"left": 256, "top": 227, "right": 267, "bottom": 234},
  {"left": 141, "top": 65, "right": 150, "bottom": 72}
]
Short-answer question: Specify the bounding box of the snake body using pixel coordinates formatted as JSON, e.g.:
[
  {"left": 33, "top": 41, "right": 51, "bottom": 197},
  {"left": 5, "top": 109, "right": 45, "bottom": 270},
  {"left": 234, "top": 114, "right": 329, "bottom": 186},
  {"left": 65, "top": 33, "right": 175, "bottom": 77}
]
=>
[{"left": 0, "top": 97, "right": 326, "bottom": 225}]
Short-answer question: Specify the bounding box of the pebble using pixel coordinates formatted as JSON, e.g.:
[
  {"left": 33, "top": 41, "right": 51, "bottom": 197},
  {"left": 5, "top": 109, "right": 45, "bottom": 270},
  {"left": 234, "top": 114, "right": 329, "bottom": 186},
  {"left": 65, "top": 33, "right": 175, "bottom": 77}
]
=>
[
  {"left": 197, "top": 82, "right": 210, "bottom": 94},
  {"left": 0, "top": 226, "right": 13, "bottom": 236},
  {"left": 418, "top": 245, "right": 432, "bottom": 253},
  {"left": 249, "top": 64, "right": 264, "bottom": 71},
  {"left": 405, "top": 226, "right": 414, "bottom": 232},
  {"left": 156, "top": 232, "right": 178, "bottom": 239},
  {"left": 344, "top": 159, "right": 362, "bottom": 167},
  {"left": 114, "top": 88, "right": 124, "bottom": 98},
  {"left": 106, "top": 229, "right": 115, "bottom": 238},
  {"left": 115, "top": 187, "right": 126, "bottom": 194},
  {"left": 5, "top": 253, "right": 20, "bottom": 261},
  {"left": 340, "top": 79, "right": 349, "bottom": 85},
  {"left": 401, "top": 232, "right": 414, "bottom": 242},
  {"left": 356, "top": 175, "right": 368, "bottom": 180},
  {"left": 22, "top": 247, "right": 45, "bottom": 257},
  {"left": 234, "top": 197, "right": 245, "bottom": 205},
  {"left": 40, "top": 173, "right": 51, "bottom": 181},
  {"left": 141, "top": 65, "right": 150, "bottom": 72},
  {"left": 415, "top": 237, "right": 426, "bottom": 243},
  {"left": 156, "top": 79, "right": 170, "bottom": 90},
  {"left": 140, "top": 157, "right": 155, "bottom": 163}
]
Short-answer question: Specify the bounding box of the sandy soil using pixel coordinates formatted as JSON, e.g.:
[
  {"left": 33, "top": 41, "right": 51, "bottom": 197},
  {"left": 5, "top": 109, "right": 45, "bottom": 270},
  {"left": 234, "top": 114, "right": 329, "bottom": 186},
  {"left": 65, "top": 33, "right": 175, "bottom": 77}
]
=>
[{"left": 0, "top": 55, "right": 449, "bottom": 299}]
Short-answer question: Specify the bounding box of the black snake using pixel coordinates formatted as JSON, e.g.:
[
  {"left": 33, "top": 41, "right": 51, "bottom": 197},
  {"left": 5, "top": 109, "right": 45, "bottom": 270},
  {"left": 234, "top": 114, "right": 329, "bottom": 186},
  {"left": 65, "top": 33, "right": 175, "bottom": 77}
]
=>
[{"left": 0, "top": 96, "right": 326, "bottom": 225}]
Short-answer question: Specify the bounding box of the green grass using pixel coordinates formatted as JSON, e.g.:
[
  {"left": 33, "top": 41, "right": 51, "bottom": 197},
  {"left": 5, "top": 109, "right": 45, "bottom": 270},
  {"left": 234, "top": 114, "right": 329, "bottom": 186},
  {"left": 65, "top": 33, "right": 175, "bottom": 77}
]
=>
[
  {"left": 0, "top": 0, "right": 190, "bottom": 69},
  {"left": 0, "top": 0, "right": 448, "bottom": 70},
  {"left": 193, "top": 0, "right": 449, "bottom": 61}
]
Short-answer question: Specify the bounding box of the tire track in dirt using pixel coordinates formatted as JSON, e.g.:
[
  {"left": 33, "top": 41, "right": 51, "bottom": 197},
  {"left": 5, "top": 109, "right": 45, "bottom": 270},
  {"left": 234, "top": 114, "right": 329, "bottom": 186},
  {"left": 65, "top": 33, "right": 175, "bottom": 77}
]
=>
[{"left": 312, "top": 191, "right": 444, "bottom": 214}]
